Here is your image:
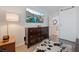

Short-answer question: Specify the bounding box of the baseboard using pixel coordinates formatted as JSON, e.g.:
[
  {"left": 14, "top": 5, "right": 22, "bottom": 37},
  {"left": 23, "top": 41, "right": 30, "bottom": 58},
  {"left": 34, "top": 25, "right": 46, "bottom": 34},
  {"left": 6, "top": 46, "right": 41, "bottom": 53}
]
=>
[
  {"left": 59, "top": 38, "right": 75, "bottom": 44},
  {"left": 16, "top": 42, "right": 24, "bottom": 48}
]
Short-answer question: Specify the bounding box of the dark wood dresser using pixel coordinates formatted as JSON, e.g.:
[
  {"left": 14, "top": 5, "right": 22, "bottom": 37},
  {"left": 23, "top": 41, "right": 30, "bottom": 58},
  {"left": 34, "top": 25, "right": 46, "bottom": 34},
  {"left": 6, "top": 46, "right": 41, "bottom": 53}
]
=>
[
  {"left": 25, "top": 27, "right": 49, "bottom": 48},
  {"left": 0, "top": 36, "right": 15, "bottom": 52}
]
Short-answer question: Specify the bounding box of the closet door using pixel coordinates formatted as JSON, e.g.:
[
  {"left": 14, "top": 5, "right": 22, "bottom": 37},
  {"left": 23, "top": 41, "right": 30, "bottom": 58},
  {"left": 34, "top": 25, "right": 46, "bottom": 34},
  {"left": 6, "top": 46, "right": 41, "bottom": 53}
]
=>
[{"left": 59, "top": 8, "right": 76, "bottom": 42}]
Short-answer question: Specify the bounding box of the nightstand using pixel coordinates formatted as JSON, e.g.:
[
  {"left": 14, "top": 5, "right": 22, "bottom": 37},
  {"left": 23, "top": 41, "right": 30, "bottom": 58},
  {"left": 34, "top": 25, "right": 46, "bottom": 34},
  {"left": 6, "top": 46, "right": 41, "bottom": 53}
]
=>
[{"left": 0, "top": 36, "right": 16, "bottom": 52}]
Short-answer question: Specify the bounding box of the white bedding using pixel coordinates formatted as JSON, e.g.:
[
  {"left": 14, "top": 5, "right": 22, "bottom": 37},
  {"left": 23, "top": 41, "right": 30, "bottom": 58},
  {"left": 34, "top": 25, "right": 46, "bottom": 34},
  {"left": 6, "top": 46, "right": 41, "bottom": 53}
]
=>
[{"left": 34, "top": 39, "right": 72, "bottom": 52}]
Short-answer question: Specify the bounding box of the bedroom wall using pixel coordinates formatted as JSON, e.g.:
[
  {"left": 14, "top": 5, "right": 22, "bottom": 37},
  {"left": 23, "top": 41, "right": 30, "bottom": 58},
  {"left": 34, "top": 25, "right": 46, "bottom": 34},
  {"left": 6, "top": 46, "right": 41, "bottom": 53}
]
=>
[
  {"left": 49, "top": 15, "right": 60, "bottom": 37},
  {"left": 0, "top": 23, "right": 25, "bottom": 46},
  {"left": 76, "top": 7, "right": 79, "bottom": 39},
  {"left": 49, "top": 16, "right": 53, "bottom": 36}
]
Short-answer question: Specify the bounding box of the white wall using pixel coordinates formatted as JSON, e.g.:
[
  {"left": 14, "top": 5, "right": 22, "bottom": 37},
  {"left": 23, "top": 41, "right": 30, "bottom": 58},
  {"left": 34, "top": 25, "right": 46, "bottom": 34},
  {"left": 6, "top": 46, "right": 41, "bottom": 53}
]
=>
[
  {"left": 49, "top": 15, "right": 60, "bottom": 37},
  {"left": 76, "top": 7, "right": 79, "bottom": 39},
  {"left": 49, "top": 16, "right": 53, "bottom": 36},
  {"left": 0, "top": 23, "right": 25, "bottom": 46}
]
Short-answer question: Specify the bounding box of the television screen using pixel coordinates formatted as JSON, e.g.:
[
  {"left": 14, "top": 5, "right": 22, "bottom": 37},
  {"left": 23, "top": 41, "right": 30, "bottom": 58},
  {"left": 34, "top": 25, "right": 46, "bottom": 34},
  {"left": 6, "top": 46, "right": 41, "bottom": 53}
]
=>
[{"left": 26, "top": 11, "right": 44, "bottom": 23}]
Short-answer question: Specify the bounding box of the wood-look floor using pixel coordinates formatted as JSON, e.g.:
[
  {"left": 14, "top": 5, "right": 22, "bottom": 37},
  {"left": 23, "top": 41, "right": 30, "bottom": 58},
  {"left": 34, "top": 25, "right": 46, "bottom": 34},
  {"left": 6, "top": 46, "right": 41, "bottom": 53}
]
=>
[{"left": 16, "top": 44, "right": 38, "bottom": 52}]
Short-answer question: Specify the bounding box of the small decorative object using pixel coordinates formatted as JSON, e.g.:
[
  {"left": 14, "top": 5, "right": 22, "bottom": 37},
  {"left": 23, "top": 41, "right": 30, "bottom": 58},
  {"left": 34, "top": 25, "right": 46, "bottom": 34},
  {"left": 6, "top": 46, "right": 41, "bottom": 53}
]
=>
[
  {"left": 3, "top": 35, "right": 9, "bottom": 42},
  {"left": 53, "top": 19, "right": 57, "bottom": 25}
]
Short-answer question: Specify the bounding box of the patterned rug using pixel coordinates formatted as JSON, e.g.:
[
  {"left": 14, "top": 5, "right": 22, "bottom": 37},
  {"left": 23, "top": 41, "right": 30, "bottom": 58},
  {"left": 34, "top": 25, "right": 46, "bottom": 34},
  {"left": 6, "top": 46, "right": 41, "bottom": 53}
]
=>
[{"left": 34, "top": 39, "right": 72, "bottom": 52}]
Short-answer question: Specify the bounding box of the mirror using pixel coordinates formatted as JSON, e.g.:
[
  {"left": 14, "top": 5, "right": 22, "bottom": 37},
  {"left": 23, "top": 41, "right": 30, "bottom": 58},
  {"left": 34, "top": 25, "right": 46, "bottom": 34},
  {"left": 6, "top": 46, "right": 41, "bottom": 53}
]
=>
[{"left": 53, "top": 19, "right": 57, "bottom": 25}]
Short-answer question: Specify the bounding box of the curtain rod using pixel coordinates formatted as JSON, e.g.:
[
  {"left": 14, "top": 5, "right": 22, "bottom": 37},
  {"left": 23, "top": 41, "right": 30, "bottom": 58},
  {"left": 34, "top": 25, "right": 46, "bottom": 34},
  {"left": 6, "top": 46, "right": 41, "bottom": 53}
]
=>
[{"left": 60, "top": 6, "right": 75, "bottom": 11}]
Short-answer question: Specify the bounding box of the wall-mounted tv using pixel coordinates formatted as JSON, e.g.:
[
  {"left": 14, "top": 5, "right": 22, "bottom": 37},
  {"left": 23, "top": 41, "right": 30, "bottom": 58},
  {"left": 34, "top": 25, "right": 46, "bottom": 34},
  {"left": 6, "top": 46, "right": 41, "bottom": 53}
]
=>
[
  {"left": 26, "top": 11, "right": 44, "bottom": 23},
  {"left": 25, "top": 8, "right": 46, "bottom": 23}
]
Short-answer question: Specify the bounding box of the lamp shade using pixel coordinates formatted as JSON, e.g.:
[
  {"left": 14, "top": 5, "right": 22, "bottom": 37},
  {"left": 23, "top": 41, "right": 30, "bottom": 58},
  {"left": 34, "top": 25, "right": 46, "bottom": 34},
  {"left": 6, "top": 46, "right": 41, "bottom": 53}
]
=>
[{"left": 6, "top": 13, "right": 19, "bottom": 21}]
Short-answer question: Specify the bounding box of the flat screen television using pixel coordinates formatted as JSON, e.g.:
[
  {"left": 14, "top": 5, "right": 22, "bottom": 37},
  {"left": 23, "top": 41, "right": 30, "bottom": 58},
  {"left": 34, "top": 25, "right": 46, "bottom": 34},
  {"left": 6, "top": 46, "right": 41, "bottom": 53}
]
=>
[{"left": 26, "top": 11, "right": 44, "bottom": 23}]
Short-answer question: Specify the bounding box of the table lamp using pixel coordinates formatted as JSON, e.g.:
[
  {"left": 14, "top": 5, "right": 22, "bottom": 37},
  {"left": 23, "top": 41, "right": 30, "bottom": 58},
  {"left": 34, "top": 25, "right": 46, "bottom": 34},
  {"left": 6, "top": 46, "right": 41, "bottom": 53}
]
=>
[{"left": 3, "top": 13, "right": 19, "bottom": 41}]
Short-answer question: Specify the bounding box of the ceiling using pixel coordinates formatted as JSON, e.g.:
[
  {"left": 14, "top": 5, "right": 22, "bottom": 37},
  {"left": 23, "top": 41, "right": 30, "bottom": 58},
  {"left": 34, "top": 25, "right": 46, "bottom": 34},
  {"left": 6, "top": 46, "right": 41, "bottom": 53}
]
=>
[
  {"left": 0, "top": 6, "right": 66, "bottom": 23},
  {"left": 26, "top": 6, "right": 65, "bottom": 16},
  {"left": 0, "top": 6, "right": 66, "bottom": 16}
]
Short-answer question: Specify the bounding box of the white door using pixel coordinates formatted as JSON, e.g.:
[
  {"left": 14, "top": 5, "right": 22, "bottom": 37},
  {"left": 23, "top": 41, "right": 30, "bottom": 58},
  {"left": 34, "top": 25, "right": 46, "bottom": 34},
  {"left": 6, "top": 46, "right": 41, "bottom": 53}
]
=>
[{"left": 59, "top": 8, "right": 76, "bottom": 42}]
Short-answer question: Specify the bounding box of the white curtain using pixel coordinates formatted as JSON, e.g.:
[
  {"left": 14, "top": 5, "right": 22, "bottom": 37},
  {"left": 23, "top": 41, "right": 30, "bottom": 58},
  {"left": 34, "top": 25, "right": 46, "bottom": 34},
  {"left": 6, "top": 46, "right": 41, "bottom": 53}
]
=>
[{"left": 59, "top": 8, "right": 76, "bottom": 42}]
